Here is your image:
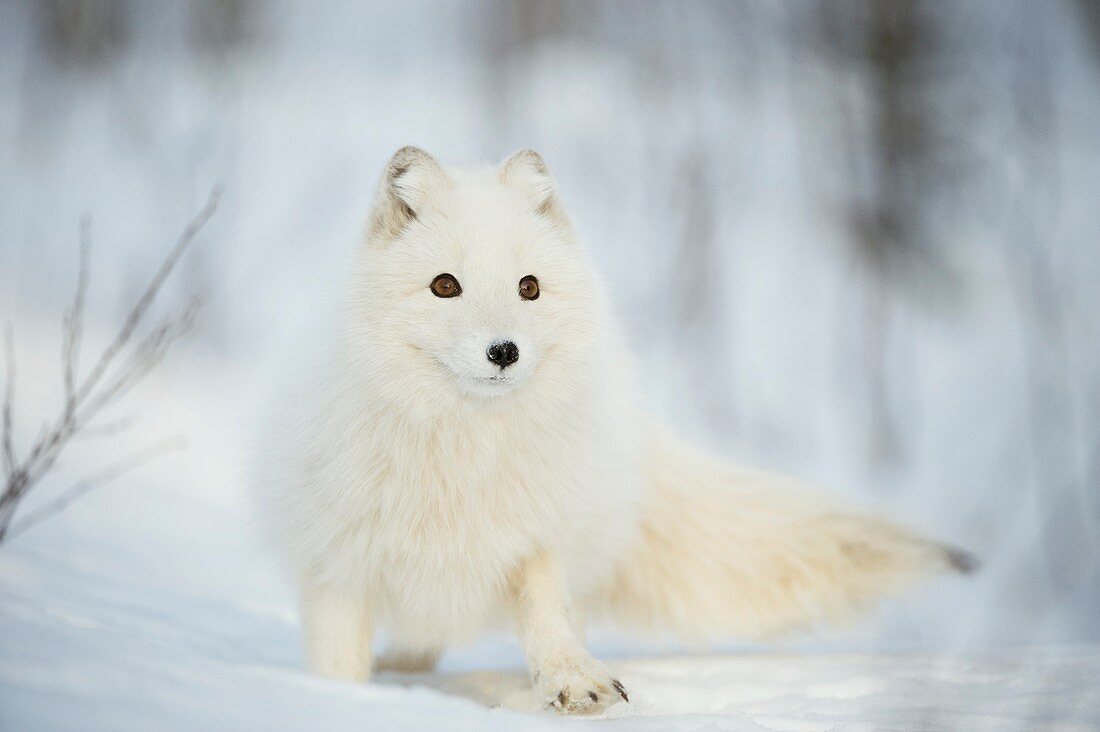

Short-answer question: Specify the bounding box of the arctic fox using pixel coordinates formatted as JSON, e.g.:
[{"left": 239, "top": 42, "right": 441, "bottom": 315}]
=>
[{"left": 254, "top": 147, "right": 972, "bottom": 715}]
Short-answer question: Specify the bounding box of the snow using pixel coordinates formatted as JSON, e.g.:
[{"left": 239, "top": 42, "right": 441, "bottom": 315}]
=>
[
  {"left": 1, "top": 391, "right": 1096, "bottom": 731},
  {"left": 3, "top": 536, "right": 1098, "bottom": 732}
]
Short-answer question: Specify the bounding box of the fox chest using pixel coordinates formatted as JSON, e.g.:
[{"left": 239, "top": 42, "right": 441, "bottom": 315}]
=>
[{"left": 350, "top": 435, "right": 568, "bottom": 587}]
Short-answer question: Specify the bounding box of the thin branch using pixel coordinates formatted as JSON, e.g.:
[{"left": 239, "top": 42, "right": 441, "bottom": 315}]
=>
[
  {"left": 61, "top": 217, "right": 92, "bottom": 418},
  {"left": 72, "top": 187, "right": 220, "bottom": 409},
  {"left": 20, "top": 297, "right": 198, "bottom": 494},
  {"left": 80, "top": 297, "right": 200, "bottom": 417},
  {"left": 2, "top": 324, "right": 15, "bottom": 479},
  {"left": 0, "top": 187, "right": 220, "bottom": 543},
  {"left": 4, "top": 436, "right": 188, "bottom": 541}
]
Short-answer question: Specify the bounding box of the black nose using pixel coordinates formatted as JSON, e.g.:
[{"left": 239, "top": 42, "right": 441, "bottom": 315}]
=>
[{"left": 486, "top": 340, "right": 519, "bottom": 369}]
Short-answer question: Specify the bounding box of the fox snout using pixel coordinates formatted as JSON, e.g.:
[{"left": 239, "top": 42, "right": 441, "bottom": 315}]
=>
[{"left": 486, "top": 340, "right": 520, "bottom": 369}]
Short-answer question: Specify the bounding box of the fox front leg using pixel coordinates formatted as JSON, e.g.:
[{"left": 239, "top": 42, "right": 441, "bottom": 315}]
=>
[
  {"left": 509, "top": 550, "right": 628, "bottom": 715},
  {"left": 298, "top": 577, "right": 374, "bottom": 682}
]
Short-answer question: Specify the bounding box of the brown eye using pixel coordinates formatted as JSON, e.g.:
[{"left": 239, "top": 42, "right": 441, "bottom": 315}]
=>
[
  {"left": 430, "top": 273, "right": 461, "bottom": 298},
  {"left": 519, "top": 275, "right": 539, "bottom": 300}
]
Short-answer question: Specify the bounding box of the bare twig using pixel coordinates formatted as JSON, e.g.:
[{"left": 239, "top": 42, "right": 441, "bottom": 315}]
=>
[
  {"left": 4, "top": 436, "right": 188, "bottom": 541},
  {"left": 82, "top": 297, "right": 201, "bottom": 415},
  {"left": 61, "top": 217, "right": 92, "bottom": 419},
  {"left": 0, "top": 188, "right": 219, "bottom": 543},
  {"left": 72, "top": 189, "right": 220, "bottom": 409}
]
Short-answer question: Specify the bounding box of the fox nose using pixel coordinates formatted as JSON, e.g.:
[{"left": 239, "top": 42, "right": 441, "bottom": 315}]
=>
[{"left": 486, "top": 340, "right": 519, "bottom": 369}]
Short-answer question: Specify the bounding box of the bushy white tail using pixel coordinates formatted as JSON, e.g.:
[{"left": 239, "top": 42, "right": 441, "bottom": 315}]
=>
[{"left": 591, "top": 427, "right": 972, "bottom": 640}]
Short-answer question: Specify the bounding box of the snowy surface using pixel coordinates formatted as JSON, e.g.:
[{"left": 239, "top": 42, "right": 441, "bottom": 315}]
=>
[
  {"left": 3, "top": 530, "right": 1098, "bottom": 732},
  {"left": 0, "top": 392, "right": 1096, "bottom": 732}
]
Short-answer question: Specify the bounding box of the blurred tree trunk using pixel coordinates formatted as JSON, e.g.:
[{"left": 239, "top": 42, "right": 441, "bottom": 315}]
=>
[
  {"left": 817, "top": 1, "right": 948, "bottom": 468},
  {"left": 37, "top": 0, "right": 129, "bottom": 69},
  {"left": 854, "top": 0, "right": 927, "bottom": 466},
  {"left": 188, "top": 0, "right": 255, "bottom": 55},
  {"left": 1074, "top": 0, "right": 1100, "bottom": 61}
]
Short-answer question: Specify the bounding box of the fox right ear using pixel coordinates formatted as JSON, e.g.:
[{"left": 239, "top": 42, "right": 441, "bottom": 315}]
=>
[
  {"left": 499, "top": 149, "right": 572, "bottom": 228},
  {"left": 369, "top": 146, "right": 450, "bottom": 240}
]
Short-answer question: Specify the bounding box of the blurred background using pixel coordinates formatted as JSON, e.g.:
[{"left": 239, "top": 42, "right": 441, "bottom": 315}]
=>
[{"left": 1, "top": 0, "right": 1098, "bottom": 684}]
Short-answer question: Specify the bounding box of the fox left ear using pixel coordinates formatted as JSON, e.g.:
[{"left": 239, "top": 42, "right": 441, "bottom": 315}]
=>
[
  {"left": 369, "top": 146, "right": 450, "bottom": 242},
  {"left": 499, "top": 149, "right": 568, "bottom": 223}
]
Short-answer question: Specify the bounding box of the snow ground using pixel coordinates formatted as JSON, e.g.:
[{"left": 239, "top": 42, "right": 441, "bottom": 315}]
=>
[
  {"left": 2, "top": 524, "right": 1098, "bottom": 732},
  {"left": 0, "top": 363, "right": 1096, "bottom": 732}
]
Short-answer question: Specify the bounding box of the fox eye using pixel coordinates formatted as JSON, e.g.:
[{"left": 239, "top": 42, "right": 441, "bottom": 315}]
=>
[
  {"left": 519, "top": 275, "right": 539, "bottom": 300},
  {"left": 430, "top": 273, "right": 461, "bottom": 298}
]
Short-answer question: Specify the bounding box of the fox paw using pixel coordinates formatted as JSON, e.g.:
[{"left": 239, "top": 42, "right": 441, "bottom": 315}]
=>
[{"left": 534, "top": 656, "right": 628, "bottom": 715}]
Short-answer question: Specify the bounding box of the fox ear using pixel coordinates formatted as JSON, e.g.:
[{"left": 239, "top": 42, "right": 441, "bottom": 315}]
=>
[
  {"left": 369, "top": 146, "right": 449, "bottom": 240},
  {"left": 499, "top": 149, "right": 566, "bottom": 221}
]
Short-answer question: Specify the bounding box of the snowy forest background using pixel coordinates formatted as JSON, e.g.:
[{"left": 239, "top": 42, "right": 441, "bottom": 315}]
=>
[{"left": 1, "top": 1, "right": 1098, "bottom": 729}]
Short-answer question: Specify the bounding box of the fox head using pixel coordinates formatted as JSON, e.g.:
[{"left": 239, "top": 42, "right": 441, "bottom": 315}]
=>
[{"left": 346, "top": 147, "right": 608, "bottom": 408}]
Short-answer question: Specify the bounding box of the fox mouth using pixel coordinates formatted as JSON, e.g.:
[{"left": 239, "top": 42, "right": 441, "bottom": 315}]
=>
[
  {"left": 469, "top": 373, "right": 518, "bottom": 391},
  {"left": 431, "top": 355, "right": 522, "bottom": 395}
]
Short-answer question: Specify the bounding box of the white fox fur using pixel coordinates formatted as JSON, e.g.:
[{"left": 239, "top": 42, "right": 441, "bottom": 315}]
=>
[{"left": 253, "top": 146, "right": 970, "bottom": 714}]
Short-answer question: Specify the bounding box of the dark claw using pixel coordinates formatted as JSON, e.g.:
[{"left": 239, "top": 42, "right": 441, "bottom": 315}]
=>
[
  {"left": 557, "top": 690, "right": 568, "bottom": 707},
  {"left": 612, "top": 679, "right": 629, "bottom": 702},
  {"left": 588, "top": 691, "right": 598, "bottom": 702}
]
